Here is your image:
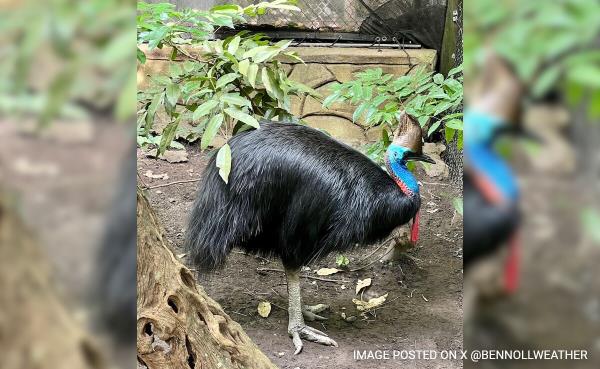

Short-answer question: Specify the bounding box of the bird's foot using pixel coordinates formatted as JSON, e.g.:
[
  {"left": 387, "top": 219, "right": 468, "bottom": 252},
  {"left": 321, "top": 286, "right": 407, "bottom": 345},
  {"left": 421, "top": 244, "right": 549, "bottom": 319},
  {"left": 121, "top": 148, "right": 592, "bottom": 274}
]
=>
[
  {"left": 288, "top": 324, "right": 338, "bottom": 354},
  {"left": 302, "top": 304, "right": 329, "bottom": 321}
]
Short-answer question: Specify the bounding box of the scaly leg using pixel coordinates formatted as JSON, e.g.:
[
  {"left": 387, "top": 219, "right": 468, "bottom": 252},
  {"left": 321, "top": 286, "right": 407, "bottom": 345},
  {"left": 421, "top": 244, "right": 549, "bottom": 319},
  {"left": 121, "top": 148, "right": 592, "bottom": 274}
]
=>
[{"left": 285, "top": 267, "right": 338, "bottom": 354}]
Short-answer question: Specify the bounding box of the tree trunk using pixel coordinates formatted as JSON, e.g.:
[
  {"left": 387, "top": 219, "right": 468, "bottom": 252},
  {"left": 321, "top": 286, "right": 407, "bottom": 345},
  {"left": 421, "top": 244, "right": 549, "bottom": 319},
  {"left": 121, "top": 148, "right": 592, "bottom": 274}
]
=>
[
  {"left": 0, "top": 189, "right": 106, "bottom": 369},
  {"left": 136, "top": 187, "right": 278, "bottom": 369}
]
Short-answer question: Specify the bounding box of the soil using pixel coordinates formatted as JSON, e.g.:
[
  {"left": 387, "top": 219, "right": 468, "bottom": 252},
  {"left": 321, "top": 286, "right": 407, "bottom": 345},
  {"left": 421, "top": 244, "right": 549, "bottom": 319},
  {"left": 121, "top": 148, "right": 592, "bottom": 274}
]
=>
[{"left": 138, "top": 143, "right": 464, "bottom": 369}]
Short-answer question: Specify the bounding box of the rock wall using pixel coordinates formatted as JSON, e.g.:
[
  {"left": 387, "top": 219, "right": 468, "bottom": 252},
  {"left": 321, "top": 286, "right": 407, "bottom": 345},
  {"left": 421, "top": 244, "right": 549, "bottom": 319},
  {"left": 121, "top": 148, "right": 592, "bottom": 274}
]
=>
[{"left": 138, "top": 46, "right": 436, "bottom": 146}]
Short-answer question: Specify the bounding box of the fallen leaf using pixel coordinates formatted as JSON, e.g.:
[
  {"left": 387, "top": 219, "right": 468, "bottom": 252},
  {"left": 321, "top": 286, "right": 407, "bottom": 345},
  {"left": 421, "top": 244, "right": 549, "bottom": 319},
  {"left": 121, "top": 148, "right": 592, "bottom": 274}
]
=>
[
  {"left": 316, "top": 268, "right": 341, "bottom": 276},
  {"left": 352, "top": 293, "right": 388, "bottom": 311},
  {"left": 162, "top": 149, "right": 189, "bottom": 163},
  {"left": 144, "top": 170, "right": 169, "bottom": 180},
  {"left": 257, "top": 301, "right": 271, "bottom": 318},
  {"left": 355, "top": 278, "right": 372, "bottom": 295}
]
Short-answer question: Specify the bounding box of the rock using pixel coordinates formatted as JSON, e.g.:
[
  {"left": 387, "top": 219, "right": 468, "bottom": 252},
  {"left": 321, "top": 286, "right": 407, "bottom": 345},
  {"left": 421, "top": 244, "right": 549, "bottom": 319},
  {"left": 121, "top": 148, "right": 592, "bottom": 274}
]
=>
[
  {"left": 162, "top": 149, "right": 188, "bottom": 163},
  {"left": 422, "top": 142, "right": 449, "bottom": 178},
  {"left": 288, "top": 64, "right": 334, "bottom": 89},
  {"left": 365, "top": 125, "right": 384, "bottom": 142},
  {"left": 302, "top": 115, "right": 366, "bottom": 146},
  {"left": 524, "top": 105, "right": 575, "bottom": 174}
]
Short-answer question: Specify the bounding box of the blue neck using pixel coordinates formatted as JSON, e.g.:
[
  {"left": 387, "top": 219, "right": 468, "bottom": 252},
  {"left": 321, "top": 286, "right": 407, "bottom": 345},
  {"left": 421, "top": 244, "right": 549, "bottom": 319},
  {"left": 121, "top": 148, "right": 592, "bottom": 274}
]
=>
[
  {"left": 465, "top": 109, "right": 518, "bottom": 200},
  {"left": 385, "top": 147, "right": 419, "bottom": 194}
]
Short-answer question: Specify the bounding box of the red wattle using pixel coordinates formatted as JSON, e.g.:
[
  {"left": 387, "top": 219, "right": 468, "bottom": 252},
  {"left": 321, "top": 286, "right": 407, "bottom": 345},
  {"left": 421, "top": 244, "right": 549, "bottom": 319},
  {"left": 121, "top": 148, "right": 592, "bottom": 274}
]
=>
[
  {"left": 504, "top": 233, "right": 520, "bottom": 294},
  {"left": 411, "top": 211, "right": 420, "bottom": 244}
]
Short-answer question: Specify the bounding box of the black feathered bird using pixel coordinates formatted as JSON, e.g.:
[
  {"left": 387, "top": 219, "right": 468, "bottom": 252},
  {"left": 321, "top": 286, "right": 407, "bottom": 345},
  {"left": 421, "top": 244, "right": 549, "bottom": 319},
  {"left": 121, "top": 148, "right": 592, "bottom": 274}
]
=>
[
  {"left": 463, "top": 109, "right": 523, "bottom": 294},
  {"left": 185, "top": 115, "right": 433, "bottom": 353}
]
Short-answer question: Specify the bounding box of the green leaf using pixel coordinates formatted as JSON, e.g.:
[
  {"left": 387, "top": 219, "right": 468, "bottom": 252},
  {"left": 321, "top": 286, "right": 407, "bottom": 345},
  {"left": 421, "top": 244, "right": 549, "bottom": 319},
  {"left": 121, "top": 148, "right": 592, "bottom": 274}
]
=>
[
  {"left": 261, "top": 68, "right": 277, "bottom": 99},
  {"left": 166, "top": 83, "right": 181, "bottom": 106},
  {"left": 137, "top": 48, "right": 146, "bottom": 64},
  {"left": 434, "top": 101, "right": 453, "bottom": 116},
  {"left": 335, "top": 254, "right": 350, "bottom": 268},
  {"left": 227, "top": 36, "right": 241, "bottom": 54},
  {"left": 158, "top": 118, "right": 180, "bottom": 156},
  {"left": 224, "top": 107, "right": 260, "bottom": 128},
  {"left": 445, "top": 126, "right": 456, "bottom": 142},
  {"left": 183, "top": 60, "right": 196, "bottom": 73},
  {"left": 238, "top": 59, "right": 250, "bottom": 76},
  {"left": 418, "top": 115, "right": 430, "bottom": 127},
  {"left": 192, "top": 99, "right": 219, "bottom": 121},
  {"left": 581, "top": 208, "right": 600, "bottom": 244},
  {"left": 115, "top": 69, "right": 136, "bottom": 121},
  {"left": 145, "top": 93, "right": 163, "bottom": 131},
  {"left": 322, "top": 92, "right": 341, "bottom": 109},
  {"left": 445, "top": 119, "right": 463, "bottom": 130},
  {"left": 247, "top": 63, "right": 259, "bottom": 87},
  {"left": 216, "top": 73, "right": 239, "bottom": 89},
  {"left": 532, "top": 65, "right": 561, "bottom": 97},
  {"left": 452, "top": 197, "right": 463, "bottom": 216},
  {"left": 433, "top": 73, "right": 444, "bottom": 84},
  {"left": 283, "top": 51, "right": 304, "bottom": 64},
  {"left": 428, "top": 121, "right": 441, "bottom": 136},
  {"left": 353, "top": 103, "right": 369, "bottom": 122},
  {"left": 216, "top": 143, "right": 232, "bottom": 183},
  {"left": 381, "top": 128, "right": 391, "bottom": 145},
  {"left": 201, "top": 113, "right": 224, "bottom": 149},
  {"left": 253, "top": 47, "right": 280, "bottom": 63},
  {"left": 242, "top": 45, "right": 269, "bottom": 59},
  {"left": 448, "top": 64, "right": 463, "bottom": 76},
  {"left": 222, "top": 93, "right": 251, "bottom": 107}
]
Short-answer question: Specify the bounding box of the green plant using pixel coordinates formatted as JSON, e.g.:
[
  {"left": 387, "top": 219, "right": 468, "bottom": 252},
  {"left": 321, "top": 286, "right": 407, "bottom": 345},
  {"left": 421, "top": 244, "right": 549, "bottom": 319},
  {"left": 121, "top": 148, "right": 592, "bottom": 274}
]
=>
[
  {"left": 335, "top": 254, "right": 350, "bottom": 268},
  {"left": 137, "top": 1, "right": 317, "bottom": 182},
  {"left": 323, "top": 65, "right": 463, "bottom": 164},
  {"left": 0, "top": 0, "right": 134, "bottom": 125},
  {"left": 464, "top": 0, "right": 600, "bottom": 116}
]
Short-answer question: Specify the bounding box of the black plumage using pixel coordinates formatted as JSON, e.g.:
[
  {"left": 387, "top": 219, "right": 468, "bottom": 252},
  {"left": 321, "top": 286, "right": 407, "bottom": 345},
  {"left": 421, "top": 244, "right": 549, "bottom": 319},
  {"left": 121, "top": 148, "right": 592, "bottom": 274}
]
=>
[
  {"left": 185, "top": 122, "right": 420, "bottom": 271},
  {"left": 463, "top": 172, "right": 520, "bottom": 270}
]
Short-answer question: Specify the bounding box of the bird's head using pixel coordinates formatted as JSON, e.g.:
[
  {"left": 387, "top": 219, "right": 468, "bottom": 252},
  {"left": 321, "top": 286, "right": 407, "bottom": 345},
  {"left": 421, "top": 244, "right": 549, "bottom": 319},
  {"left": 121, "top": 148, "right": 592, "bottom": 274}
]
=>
[{"left": 386, "top": 113, "right": 435, "bottom": 166}]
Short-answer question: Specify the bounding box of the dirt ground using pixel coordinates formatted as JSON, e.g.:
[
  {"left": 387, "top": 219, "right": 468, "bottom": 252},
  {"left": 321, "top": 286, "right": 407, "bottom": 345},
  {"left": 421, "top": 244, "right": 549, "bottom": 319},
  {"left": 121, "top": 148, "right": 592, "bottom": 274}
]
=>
[{"left": 138, "top": 143, "right": 464, "bottom": 369}]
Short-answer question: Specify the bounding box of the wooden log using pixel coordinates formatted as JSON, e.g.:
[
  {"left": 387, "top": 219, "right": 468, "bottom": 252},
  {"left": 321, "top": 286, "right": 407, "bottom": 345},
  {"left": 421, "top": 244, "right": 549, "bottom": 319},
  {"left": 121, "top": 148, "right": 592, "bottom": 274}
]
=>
[
  {"left": 136, "top": 187, "right": 278, "bottom": 369},
  {"left": 0, "top": 189, "right": 106, "bottom": 369}
]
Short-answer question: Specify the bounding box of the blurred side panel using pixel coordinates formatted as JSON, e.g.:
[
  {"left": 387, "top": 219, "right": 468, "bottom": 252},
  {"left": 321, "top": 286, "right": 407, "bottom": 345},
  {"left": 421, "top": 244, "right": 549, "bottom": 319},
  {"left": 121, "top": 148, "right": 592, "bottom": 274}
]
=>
[
  {"left": 0, "top": 0, "right": 136, "bottom": 368},
  {"left": 464, "top": 0, "right": 600, "bottom": 367}
]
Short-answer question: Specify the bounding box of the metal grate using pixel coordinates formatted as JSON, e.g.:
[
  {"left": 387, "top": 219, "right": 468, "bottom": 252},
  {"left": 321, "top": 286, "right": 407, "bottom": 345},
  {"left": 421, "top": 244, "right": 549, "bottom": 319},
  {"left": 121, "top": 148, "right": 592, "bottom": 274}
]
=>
[{"left": 217, "top": 0, "right": 448, "bottom": 50}]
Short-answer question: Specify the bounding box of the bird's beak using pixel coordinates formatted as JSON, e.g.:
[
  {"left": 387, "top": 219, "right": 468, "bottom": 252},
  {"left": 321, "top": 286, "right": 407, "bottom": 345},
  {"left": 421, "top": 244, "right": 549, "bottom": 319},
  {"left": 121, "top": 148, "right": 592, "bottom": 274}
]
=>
[{"left": 405, "top": 152, "right": 436, "bottom": 164}]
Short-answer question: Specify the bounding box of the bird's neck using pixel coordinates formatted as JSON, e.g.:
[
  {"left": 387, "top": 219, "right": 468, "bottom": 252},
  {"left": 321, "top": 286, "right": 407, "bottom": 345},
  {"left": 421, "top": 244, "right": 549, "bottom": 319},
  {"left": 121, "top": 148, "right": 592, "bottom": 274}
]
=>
[
  {"left": 467, "top": 145, "right": 518, "bottom": 202},
  {"left": 385, "top": 155, "right": 419, "bottom": 197}
]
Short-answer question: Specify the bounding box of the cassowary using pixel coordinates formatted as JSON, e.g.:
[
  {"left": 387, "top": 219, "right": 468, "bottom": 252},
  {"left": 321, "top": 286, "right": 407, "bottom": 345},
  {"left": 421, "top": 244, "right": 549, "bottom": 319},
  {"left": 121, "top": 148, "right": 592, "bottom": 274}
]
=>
[
  {"left": 184, "top": 114, "right": 433, "bottom": 354},
  {"left": 463, "top": 109, "right": 521, "bottom": 294}
]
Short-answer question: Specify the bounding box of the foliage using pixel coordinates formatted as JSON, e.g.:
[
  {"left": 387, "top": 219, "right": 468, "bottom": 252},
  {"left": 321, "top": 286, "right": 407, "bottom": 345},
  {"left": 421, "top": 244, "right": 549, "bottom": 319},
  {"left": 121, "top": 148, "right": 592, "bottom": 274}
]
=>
[
  {"left": 452, "top": 197, "right": 463, "bottom": 216},
  {"left": 581, "top": 208, "right": 600, "bottom": 244},
  {"left": 323, "top": 65, "right": 463, "bottom": 164},
  {"left": 464, "top": 0, "right": 600, "bottom": 116},
  {"left": 0, "top": 0, "right": 134, "bottom": 125},
  {"left": 137, "top": 1, "right": 317, "bottom": 182},
  {"left": 335, "top": 254, "right": 350, "bottom": 268}
]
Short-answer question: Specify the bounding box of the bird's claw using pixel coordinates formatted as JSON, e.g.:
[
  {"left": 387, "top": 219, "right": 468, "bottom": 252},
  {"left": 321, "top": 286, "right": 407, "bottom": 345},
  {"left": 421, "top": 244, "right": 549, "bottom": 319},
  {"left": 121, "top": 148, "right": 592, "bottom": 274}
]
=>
[
  {"left": 302, "top": 304, "right": 329, "bottom": 321},
  {"left": 289, "top": 325, "right": 338, "bottom": 354},
  {"left": 302, "top": 310, "right": 327, "bottom": 321}
]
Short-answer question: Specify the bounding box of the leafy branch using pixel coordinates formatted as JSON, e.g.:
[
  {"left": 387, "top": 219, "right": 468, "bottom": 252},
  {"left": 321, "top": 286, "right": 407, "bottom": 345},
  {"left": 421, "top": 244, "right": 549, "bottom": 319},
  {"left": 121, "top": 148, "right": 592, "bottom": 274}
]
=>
[
  {"left": 137, "top": 1, "right": 318, "bottom": 182},
  {"left": 323, "top": 65, "right": 463, "bottom": 163}
]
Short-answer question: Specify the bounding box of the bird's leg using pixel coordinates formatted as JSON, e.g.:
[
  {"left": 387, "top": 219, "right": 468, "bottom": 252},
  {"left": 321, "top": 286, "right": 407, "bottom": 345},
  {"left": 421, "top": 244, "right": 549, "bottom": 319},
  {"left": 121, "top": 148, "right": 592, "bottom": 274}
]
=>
[{"left": 285, "top": 267, "right": 338, "bottom": 354}]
